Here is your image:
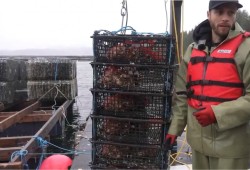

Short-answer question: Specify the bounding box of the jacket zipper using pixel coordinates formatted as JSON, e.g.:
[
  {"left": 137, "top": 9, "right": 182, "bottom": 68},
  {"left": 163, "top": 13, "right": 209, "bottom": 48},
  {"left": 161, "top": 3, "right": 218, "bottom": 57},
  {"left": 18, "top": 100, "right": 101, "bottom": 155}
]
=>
[
  {"left": 200, "top": 50, "right": 210, "bottom": 107},
  {"left": 200, "top": 49, "right": 210, "bottom": 153}
]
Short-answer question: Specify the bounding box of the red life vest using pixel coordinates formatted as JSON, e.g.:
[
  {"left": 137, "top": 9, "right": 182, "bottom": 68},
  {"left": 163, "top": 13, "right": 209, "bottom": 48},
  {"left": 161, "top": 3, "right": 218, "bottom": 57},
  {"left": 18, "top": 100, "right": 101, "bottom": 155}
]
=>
[{"left": 187, "top": 32, "right": 250, "bottom": 109}]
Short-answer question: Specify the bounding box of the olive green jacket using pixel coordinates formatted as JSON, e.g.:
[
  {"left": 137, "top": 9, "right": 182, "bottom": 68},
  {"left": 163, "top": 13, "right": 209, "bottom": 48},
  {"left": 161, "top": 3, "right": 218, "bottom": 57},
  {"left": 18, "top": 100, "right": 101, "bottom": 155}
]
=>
[{"left": 168, "top": 23, "right": 250, "bottom": 158}]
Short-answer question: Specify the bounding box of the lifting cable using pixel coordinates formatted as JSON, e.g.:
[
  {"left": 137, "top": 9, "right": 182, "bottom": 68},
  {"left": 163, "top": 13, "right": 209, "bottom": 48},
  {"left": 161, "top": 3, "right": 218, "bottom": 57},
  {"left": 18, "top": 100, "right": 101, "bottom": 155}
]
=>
[
  {"left": 121, "top": 0, "right": 128, "bottom": 34},
  {"left": 164, "top": 0, "right": 169, "bottom": 34}
]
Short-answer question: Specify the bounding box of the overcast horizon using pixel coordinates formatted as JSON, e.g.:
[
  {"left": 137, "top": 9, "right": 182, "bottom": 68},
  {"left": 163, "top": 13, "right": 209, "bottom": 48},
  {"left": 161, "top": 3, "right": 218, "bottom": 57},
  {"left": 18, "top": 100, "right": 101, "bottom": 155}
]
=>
[
  {"left": 0, "top": 0, "right": 249, "bottom": 55},
  {"left": 0, "top": 46, "right": 93, "bottom": 56}
]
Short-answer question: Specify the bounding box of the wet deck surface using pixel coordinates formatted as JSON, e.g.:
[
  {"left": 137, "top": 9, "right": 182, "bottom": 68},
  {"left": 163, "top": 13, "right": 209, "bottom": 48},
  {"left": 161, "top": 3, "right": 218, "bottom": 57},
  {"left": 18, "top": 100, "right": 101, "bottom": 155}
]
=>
[{"left": 71, "top": 117, "right": 92, "bottom": 170}]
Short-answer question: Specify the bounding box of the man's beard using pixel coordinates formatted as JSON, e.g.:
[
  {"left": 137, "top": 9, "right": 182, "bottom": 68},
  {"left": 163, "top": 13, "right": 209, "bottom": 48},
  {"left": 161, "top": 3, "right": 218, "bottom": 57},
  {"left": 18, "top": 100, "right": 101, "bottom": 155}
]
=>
[{"left": 210, "top": 22, "right": 230, "bottom": 42}]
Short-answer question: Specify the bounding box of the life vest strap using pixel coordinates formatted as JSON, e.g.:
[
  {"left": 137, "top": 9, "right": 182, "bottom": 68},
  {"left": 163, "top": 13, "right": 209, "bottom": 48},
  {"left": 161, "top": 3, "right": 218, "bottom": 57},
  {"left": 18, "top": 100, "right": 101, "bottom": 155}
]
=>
[
  {"left": 190, "top": 56, "right": 235, "bottom": 64},
  {"left": 187, "top": 80, "right": 244, "bottom": 88},
  {"left": 176, "top": 91, "right": 188, "bottom": 96},
  {"left": 189, "top": 94, "right": 237, "bottom": 102}
]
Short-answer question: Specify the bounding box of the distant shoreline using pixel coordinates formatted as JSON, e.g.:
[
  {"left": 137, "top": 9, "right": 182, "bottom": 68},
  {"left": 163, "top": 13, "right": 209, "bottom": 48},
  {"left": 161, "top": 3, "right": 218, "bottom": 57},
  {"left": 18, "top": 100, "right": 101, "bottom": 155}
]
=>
[{"left": 0, "top": 55, "right": 94, "bottom": 61}]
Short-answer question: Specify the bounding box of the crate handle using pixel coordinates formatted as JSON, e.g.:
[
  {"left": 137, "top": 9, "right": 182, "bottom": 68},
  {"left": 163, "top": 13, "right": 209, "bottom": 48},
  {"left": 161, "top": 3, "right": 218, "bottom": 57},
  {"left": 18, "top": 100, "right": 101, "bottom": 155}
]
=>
[
  {"left": 111, "top": 26, "right": 137, "bottom": 35},
  {"left": 93, "top": 27, "right": 170, "bottom": 37}
]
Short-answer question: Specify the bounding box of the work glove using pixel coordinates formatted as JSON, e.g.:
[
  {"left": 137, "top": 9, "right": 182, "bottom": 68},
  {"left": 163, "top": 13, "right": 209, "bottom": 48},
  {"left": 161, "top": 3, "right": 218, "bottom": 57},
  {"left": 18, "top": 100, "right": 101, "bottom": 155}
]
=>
[
  {"left": 193, "top": 105, "right": 216, "bottom": 127},
  {"left": 165, "top": 134, "right": 177, "bottom": 147}
]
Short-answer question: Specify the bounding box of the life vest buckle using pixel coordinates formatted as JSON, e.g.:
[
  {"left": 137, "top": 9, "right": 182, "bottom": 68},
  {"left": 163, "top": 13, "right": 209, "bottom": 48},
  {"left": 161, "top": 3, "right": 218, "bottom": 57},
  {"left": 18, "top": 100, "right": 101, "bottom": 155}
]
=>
[
  {"left": 202, "top": 80, "right": 210, "bottom": 85},
  {"left": 205, "top": 56, "right": 213, "bottom": 62},
  {"left": 186, "top": 88, "right": 194, "bottom": 97}
]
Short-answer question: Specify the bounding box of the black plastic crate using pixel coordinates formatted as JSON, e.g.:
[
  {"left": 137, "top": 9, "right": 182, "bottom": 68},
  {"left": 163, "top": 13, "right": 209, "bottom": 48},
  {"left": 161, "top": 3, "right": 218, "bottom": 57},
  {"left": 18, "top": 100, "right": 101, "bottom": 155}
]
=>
[
  {"left": 91, "top": 89, "right": 172, "bottom": 120},
  {"left": 91, "top": 141, "right": 169, "bottom": 169},
  {"left": 0, "top": 58, "right": 19, "bottom": 81},
  {"left": 92, "top": 62, "right": 176, "bottom": 93},
  {"left": 92, "top": 31, "right": 176, "bottom": 65},
  {"left": 26, "top": 58, "right": 76, "bottom": 80},
  {"left": 91, "top": 115, "right": 169, "bottom": 145}
]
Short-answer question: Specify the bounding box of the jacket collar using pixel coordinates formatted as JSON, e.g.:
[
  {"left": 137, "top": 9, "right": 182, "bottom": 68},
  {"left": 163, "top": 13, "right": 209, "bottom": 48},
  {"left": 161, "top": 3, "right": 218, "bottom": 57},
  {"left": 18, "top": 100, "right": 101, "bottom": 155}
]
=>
[{"left": 192, "top": 20, "right": 244, "bottom": 50}]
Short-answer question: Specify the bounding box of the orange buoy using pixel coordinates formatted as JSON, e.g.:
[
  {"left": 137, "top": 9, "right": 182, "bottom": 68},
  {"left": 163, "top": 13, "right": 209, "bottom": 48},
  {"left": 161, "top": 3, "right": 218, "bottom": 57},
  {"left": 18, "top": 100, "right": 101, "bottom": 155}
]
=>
[{"left": 39, "top": 154, "right": 72, "bottom": 170}]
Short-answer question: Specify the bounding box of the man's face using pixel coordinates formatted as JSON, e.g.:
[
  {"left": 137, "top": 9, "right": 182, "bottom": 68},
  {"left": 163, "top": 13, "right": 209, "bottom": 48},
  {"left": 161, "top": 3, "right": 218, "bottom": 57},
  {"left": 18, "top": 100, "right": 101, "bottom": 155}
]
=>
[{"left": 207, "top": 3, "right": 237, "bottom": 39}]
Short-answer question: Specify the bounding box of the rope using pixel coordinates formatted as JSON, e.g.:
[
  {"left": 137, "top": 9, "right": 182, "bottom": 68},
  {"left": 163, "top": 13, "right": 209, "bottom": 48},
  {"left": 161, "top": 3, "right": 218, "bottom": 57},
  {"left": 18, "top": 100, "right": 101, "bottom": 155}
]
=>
[
  {"left": 37, "top": 85, "right": 57, "bottom": 101},
  {"left": 61, "top": 105, "right": 74, "bottom": 127},
  {"left": 74, "top": 96, "right": 84, "bottom": 108},
  {"left": 51, "top": 85, "right": 59, "bottom": 111},
  {"left": 10, "top": 150, "right": 29, "bottom": 169},
  {"left": 171, "top": 0, "right": 181, "bottom": 64},
  {"left": 36, "top": 136, "right": 49, "bottom": 148},
  {"left": 35, "top": 137, "right": 48, "bottom": 170},
  {"left": 181, "top": 0, "right": 184, "bottom": 59},
  {"left": 54, "top": 85, "right": 69, "bottom": 100},
  {"left": 164, "top": 0, "right": 169, "bottom": 33},
  {"left": 37, "top": 78, "right": 69, "bottom": 102},
  {"left": 111, "top": 26, "right": 136, "bottom": 35},
  {"left": 169, "top": 128, "right": 192, "bottom": 169},
  {"left": 36, "top": 83, "right": 74, "bottom": 127},
  {"left": 51, "top": 85, "right": 73, "bottom": 126},
  {"left": 34, "top": 136, "right": 91, "bottom": 155},
  {"left": 10, "top": 150, "right": 28, "bottom": 161}
]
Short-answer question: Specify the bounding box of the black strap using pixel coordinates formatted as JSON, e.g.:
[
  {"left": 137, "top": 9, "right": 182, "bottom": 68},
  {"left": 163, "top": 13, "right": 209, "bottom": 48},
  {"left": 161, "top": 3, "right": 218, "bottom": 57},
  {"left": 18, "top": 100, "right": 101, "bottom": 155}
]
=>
[
  {"left": 176, "top": 91, "right": 188, "bottom": 95},
  {"left": 187, "top": 80, "right": 244, "bottom": 88},
  {"left": 190, "top": 94, "right": 237, "bottom": 102},
  {"left": 190, "top": 56, "right": 235, "bottom": 64}
]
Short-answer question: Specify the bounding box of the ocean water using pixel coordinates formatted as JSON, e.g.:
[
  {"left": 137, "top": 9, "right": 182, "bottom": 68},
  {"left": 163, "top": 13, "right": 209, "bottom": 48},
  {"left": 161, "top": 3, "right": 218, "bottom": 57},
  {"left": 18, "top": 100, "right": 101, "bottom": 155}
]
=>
[{"left": 75, "top": 61, "right": 93, "bottom": 120}]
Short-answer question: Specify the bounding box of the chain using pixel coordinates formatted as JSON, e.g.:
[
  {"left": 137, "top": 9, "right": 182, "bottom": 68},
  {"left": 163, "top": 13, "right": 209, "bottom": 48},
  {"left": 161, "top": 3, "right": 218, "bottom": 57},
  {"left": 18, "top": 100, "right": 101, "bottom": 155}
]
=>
[{"left": 120, "top": 0, "right": 128, "bottom": 34}]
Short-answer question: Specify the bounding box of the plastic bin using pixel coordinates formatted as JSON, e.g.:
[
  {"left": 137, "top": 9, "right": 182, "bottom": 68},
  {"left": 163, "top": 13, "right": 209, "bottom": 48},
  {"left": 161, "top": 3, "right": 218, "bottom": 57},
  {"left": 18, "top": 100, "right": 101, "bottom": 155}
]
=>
[
  {"left": 92, "top": 62, "right": 176, "bottom": 93},
  {"left": 92, "top": 31, "right": 176, "bottom": 65},
  {"left": 91, "top": 115, "right": 169, "bottom": 145},
  {"left": 90, "top": 141, "right": 169, "bottom": 169},
  {"left": 91, "top": 89, "right": 172, "bottom": 120}
]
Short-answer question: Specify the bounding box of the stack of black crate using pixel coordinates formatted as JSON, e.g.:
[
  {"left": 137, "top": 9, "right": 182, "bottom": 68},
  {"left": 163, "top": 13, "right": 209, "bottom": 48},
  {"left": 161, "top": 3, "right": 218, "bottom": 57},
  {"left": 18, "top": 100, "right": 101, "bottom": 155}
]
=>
[{"left": 90, "top": 30, "right": 176, "bottom": 169}]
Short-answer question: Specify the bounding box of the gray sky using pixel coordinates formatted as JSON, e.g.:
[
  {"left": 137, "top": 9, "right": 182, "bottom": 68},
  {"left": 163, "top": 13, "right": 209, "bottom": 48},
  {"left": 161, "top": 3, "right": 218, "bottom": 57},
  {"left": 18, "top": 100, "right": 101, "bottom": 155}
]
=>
[{"left": 0, "top": 0, "right": 249, "bottom": 54}]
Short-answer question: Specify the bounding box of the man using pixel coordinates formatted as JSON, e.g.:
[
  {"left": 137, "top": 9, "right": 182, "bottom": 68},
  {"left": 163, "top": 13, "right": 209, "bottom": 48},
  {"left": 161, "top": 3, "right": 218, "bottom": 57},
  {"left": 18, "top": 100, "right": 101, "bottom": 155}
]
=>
[{"left": 166, "top": 0, "right": 250, "bottom": 169}]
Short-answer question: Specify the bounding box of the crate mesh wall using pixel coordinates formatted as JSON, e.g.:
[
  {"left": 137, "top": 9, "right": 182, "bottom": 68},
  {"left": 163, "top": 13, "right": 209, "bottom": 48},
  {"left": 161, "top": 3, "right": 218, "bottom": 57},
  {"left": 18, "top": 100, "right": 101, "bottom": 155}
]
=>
[
  {"left": 0, "top": 82, "right": 15, "bottom": 104},
  {"left": 26, "top": 58, "right": 77, "bottom": 80},
  {"left": 14, "top": 80, "right": 28, "bottom": 102},
  {"left": 91, "top": 89, "right": 172, "bottom": 120},
  {"left": 27, "top": 79, "right": 77, "bottom": 101},
  {"left": 92, "top": 63, "right": 174, "bottom": 93},
  {"left": 92, "top": 115, "right": 169, "bottom": 145},
  {"left": 91, "top": 142, "right": 168, "bottom": 169},
  {"left": 91, "top": 31, "right": 176, "bottom": 169},
  {"left": 18, "top": 60, "right": 27, "bottom": 80},
  {"left": 92, "top": 33, "right": 176, "bottom": 65},
  {"left": 0, "top": 59, "right": 19, "bottom": 81}
]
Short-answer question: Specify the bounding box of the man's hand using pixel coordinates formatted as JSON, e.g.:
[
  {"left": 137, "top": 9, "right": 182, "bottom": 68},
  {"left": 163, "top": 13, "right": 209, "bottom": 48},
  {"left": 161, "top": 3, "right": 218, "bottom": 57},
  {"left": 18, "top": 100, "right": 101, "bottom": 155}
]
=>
[
  {"left": 165, "top": 134, "right": 177, "bottom": 146},
  {"left": 193, "top": 105, "right": 216, "bottom": 127}
]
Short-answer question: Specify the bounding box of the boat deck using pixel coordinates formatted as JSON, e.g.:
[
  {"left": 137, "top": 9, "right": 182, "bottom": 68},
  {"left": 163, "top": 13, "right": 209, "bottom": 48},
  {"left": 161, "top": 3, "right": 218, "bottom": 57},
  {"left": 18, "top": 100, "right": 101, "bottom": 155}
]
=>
[{"left": 0, "top": 100, "right": 73, "bottom": 169}]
